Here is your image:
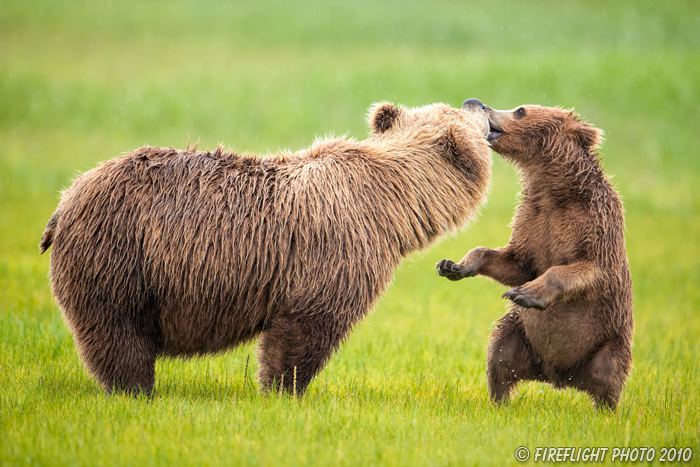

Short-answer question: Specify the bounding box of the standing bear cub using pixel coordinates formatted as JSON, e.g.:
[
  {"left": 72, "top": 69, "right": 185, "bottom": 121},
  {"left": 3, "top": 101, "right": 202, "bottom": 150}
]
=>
[
  {"left": 40, "top": 99, "right": 492, "bottom": 396},
  {"left": 438, "top": 104, "right": 633, "bottom": 409}
]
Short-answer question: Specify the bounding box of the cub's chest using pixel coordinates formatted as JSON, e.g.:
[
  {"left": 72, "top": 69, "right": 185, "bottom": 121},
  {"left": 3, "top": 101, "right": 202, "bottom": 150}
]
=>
[{"left": 514, "top": 199, "right": 590, "bottom": 271}]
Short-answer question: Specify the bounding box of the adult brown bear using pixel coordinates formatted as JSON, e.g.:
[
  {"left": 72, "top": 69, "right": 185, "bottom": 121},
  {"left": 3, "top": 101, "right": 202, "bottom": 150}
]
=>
[
  {"left": 41, "top": 99, "right": 492, "bottom": 396},
  {"left": 438, "top": 104, "right": 633, "bottom": 409}
]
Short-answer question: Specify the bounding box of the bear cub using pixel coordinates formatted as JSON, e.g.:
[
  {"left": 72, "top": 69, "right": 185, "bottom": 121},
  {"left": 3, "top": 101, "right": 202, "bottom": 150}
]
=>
[{"left": 438, "top": 104, "right": 633, "bottom": 409}]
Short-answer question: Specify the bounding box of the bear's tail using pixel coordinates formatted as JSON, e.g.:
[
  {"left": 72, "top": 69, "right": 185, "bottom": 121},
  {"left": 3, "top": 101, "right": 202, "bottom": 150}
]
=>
[{"left": 39, "top": 210, "right": 60, "bottom": 254}]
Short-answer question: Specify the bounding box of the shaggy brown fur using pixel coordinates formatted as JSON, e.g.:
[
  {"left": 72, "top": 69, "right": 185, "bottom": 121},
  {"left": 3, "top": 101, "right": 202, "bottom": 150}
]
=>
[
  {"left": 40, "top": 100, "right": 492, "bottom": 396},
  {"left": 437, "top": 104, "right": 633, "bottom": 409}
]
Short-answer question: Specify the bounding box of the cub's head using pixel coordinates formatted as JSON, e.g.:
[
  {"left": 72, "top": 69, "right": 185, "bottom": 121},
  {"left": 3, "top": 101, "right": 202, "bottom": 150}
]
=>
[
  {"left": 368, "top": 99, "right": 491, "bottom": 166},
  {"left": 486, "top": 105, "right": 603, "bottom": 163}
]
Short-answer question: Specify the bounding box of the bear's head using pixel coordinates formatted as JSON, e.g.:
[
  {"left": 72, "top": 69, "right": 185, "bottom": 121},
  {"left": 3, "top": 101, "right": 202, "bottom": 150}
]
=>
[
  {"left": 485, "top": 105, "right": 603, "bottom": 164},
  {"left": 368, "top": 99, "right": 491, "bottom": 165}
]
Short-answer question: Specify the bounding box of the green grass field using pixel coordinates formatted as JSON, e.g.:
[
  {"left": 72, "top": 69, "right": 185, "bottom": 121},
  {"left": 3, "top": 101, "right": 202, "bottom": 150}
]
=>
[{"left": 1, "top": 1, "right": 699, "bottom": 465}]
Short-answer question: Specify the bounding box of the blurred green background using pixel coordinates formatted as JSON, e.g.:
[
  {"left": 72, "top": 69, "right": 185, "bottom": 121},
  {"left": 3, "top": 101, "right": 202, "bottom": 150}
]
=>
[{"left": 1, "top": 1, "right": 698, "bottom": 465}]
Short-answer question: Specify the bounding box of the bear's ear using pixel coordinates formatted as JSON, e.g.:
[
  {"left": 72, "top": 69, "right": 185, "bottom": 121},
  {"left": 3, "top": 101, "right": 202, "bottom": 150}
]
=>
[
  {"left": 369, "top": 102, "right": 401, "bottom": 134},
  {"left": 565, "top": 111, "right": 603, "bottom": 149},
  {"left": 443, "top": 125, "right": 468, "bottom": 158}
]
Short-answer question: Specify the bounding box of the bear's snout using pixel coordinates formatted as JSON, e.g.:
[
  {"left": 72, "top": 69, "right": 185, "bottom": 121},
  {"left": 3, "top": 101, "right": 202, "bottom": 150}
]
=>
[
  {"left": 462, "top": 98, "right": 486, "bottom": 110},
  {"left": 462, "top": 98, "right": 490, "bottom": 137}
]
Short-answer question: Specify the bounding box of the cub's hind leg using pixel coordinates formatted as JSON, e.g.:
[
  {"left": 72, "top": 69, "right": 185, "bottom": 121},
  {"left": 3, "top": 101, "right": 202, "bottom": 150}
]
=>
[
  {"left": 566, "top": 335, "right": 632, "bottom": 410},
  {"left": 487, "top": 310, "right": 544, "bottom": 404}
]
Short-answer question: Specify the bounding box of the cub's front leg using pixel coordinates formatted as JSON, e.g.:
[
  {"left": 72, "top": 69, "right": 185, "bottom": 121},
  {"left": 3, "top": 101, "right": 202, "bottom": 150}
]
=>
[
  {"left": 502, "top": 261, "right": 600, "bottom": 310},
  {"left": 437, "top": 246, "right": 533, "bottom": 287}
]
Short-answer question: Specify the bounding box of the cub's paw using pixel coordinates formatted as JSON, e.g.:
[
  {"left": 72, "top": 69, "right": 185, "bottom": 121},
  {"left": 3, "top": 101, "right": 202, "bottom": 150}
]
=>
[
  {"left": 502, "top": 286, "right": 548, "bottom": 310},
  {"left": 436, "top": 259, "right": 477, "bottom": 281}
]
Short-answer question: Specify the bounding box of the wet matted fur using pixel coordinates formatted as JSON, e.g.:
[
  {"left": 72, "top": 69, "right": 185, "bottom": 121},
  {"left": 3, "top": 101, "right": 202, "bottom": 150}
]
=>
[
  {"left": 438, "top": 105, "right": 633, "bottom": 409},
  {"left": 41, "top": 101, "right": 492, "bottom": 396}
]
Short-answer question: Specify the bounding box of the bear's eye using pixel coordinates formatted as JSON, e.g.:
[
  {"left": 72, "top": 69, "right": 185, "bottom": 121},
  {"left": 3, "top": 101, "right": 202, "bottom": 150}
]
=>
[{"left": 515, "top": 107, "right": 527, "bottom": 119}]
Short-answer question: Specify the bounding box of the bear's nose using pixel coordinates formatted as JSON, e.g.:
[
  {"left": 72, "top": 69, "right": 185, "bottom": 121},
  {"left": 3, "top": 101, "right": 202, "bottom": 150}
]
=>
[{"left": 462, "top": 98, "right": 488, "bottom": 110}]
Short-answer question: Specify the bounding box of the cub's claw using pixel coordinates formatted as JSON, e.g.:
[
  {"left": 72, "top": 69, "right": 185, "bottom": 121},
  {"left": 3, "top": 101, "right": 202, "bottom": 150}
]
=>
[
  {"left": 436, "top": 259, "right": 476, "bottom": 281},
  {"left": 436, "top": 259, "right": 462, "bottom": 281},
  {"left": 502, "top": 287, "right": 547, "bottom": 310}
]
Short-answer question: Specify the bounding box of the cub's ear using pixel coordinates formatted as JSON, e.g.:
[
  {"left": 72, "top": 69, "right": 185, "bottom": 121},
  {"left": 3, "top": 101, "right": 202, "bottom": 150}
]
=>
[
  {"left": 565, "top": 111, "right": 603, "bottom": 149},
  {"left": 369, "top": 102, "right": 401, "bottom": 134}
]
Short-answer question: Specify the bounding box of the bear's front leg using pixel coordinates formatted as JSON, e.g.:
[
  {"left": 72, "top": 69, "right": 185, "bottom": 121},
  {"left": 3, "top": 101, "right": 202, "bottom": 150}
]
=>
[
  {"left": 437, "top": 246, "right": 533, "bottom": 287},
  {"left": 502, "top": 261, "right": 600, "bottom": 310},
  {"left": 256, "top": 312, "right": 352, "bottom": 396}
]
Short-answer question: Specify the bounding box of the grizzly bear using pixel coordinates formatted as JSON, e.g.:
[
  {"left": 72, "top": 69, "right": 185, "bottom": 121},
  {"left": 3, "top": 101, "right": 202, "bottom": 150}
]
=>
[
  {"left": 40, "top": 99, "right": 492, "bottom": 396},
  {"left": 437, "top": 104, "right": 633, "bottom": 409}
]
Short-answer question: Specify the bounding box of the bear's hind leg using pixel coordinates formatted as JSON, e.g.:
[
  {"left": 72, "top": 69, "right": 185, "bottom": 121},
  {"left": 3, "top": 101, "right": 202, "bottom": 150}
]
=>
[
  {"left": 567, "top": 336, "right": 632, "bottom": 410},
  {"left": 487, "top": 310, "right": 543, "bottom": 404},
  {"left": 74, "top": 319, "right": 160, "bottom": 396},
  {"left": 256, "top": 312, "right": 351, "bottom": 396}
]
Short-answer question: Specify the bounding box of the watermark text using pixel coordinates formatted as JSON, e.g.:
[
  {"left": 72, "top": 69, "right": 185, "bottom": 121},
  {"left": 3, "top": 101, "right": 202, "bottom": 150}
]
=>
[{"left": 514, "top": 446, "right": 693, "bottom": 463}]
